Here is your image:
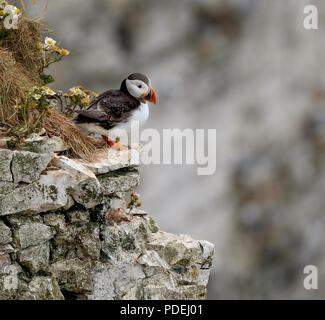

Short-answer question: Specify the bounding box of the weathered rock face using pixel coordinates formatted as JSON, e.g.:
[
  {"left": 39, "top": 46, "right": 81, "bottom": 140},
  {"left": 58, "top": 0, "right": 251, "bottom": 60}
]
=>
[{"left": 0, "top": 137, "right": 214, "bottom": 300}]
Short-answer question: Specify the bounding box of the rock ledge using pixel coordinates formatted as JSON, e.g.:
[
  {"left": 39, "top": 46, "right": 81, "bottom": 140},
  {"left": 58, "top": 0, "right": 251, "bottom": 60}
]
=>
[{"left": 0, "top": 136, "right": 214, "bottom": 300}]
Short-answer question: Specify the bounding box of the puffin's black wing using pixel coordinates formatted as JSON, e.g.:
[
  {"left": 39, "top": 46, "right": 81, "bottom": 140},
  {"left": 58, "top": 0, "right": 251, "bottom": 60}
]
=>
[{"left": 75, "top": 90, "right": 140, "bottom": 130}]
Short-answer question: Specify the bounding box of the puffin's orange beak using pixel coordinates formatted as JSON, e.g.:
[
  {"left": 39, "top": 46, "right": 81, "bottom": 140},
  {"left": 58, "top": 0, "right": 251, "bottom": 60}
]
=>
[{"left": 147, "top": 87, "right": 157, "bottom": 104}]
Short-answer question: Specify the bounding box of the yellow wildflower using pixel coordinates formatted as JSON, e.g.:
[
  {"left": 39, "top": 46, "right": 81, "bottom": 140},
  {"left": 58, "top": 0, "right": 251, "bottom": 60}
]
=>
[
  {"left": 0, "top": 9, "right": 4, "bottom": 16},
  {"left": 47, "top": 109, "right": 53, "bottom": 115},
  {"left": 60, "top": 49, "right": 70, "bottom": 56},
  {"left": 45, "top": 89, "right": 56, "bottom": 96},
  {"left": 16, "top": 8, "right": 20, "bottom": 15},
  {"left": 51, "top": 45, "right": 60, "bottom": 52},
  {"left": 93, "top": 92, "right": 99, "bottom": 97},
  {"left": 82, "top": 97, "right": 91, "bottom": 106},
  {"left": 69, "top": 88, "right": 77, "bottom": 95},
  {"left": 69, "top": 87, "right": 84, "bottom": 96}
]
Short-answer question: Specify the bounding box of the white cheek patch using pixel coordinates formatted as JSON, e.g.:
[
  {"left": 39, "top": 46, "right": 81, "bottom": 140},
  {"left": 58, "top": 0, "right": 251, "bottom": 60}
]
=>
[
  {"left": 125, "top": 79, "right": 135, "bottom": 96},
  {"left": 126, "top": 79, "right": 149, "bottom": 98}
]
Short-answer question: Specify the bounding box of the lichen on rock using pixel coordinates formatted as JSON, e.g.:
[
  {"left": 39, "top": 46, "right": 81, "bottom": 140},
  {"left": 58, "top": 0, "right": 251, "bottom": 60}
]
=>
[{"left": 12, "top": 151, "right": 54, "bottom": 183}]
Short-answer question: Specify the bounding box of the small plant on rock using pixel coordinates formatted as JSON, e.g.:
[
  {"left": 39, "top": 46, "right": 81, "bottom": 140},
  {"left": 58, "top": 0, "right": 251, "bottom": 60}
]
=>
[{"left": 127, "top": 193, "right": 142, "bottom": 214}]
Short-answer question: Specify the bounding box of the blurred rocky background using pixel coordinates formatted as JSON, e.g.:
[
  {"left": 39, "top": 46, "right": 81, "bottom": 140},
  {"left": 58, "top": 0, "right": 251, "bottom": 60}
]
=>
[{"left": 22, "top": 0, "right": 325, "bottom": 299}]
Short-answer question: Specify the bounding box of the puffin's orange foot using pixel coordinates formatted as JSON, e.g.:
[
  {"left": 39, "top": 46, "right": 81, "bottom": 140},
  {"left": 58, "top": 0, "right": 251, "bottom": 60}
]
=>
[
  {"left": 102, "top": 136, "right": 128, "bottom": 151},
  {"left": 112, "top": 145, "right": 128, "bottom": 151},
  {"left": 111, "top": 140, "right": 129, "bottom": 151}
]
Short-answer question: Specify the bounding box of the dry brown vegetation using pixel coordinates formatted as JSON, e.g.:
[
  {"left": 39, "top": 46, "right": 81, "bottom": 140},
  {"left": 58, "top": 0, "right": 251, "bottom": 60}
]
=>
[
  {"left": 44, "top": 110, "right": 106, "bottom": 162},
  {"left": 0, "top": 17, "right": 43, "bottom": 127},
  {"left": 0, "top": 6, "right": 106, "bottom": 161}
]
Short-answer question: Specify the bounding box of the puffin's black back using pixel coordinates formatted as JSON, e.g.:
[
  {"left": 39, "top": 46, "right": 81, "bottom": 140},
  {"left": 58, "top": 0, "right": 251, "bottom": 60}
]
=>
[{"left": 120, "top": 79, "right": 128, "bottom": 93}]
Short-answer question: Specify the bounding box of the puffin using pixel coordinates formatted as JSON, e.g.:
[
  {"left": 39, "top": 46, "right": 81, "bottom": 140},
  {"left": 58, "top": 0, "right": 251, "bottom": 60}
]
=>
[{"left": 75, "top": 73, "right": 157, "bottom": 150}]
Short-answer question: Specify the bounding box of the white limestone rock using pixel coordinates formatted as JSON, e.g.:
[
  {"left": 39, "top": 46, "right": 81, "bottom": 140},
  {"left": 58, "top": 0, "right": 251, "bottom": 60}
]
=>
[
  {"left": 0, "top": 181, "right": 16, "bottom": 196},
  {"left": 139, "top": 231, "right": 214, "bottom": 293},
  {"left": 0, "top": 149, "right": 13, "bottom": 182},
  {"left": 49, "top": 258, "right": 94, "bottom": 293},
  {"left": 42, "top": 213, "right": 67, "bottom": 233},
  {"left": 0, "top": 138, "right": 10, "bottom": 149},
  {"left": 6, "top": 214, "right": 43, "bottom": 227},
  {"left": 94, "top": 215, "right": 214, "bottom": 300},
  {"left": 47, "top": 136, "right": 69, "bottom": 152},
  {"left": 20, "top": 134, "right": 54, "bottom": 154},
  {"left": 12, "top": 222, "right": 56, "bottom": 249},
  {"left": 66, "top": 208, "right": 90, "bottom": 225},
  {"left": 80, "top": 148, "right": 140, "bottom": 175},
  {"left": 0, "top": 170, "right": 71, "bottom": 216},
  {"left": 0, "top": 220, "right": 12, "bottom": 245},
  {"left": 0, "top": 264, "right": 21, "bottom": 299},
  {"left": 0, "top": 244, "right": 15, "bottom": 255},
  {"left": 92, "top": 266, "right": 115, "bottom": 300},
  {"left": 11, "top": 151, "right": 54, "bottom": 183},
  {"left": 19, "top": 276, "right": 64, "bottom": 300},
  {"left": 101, "top": 215, "right": 154, "bottom": 264},
  {"left": 0, "top": 213, "right": 214, "bottom": 300},
  {"left": 18, "top": 242, "right": 50, "bottom": 273},
  {"left": 98, "top": 170, "right": 140, "bottom": 195},
  {"left": 199, "top": 240, "right": 215, "bottom": 269},
  {"left": 53, "top": 156, "right": 102, "bottom": 208},
  {"left": 0, "top": 254, "right": 11, "bottom": 275}
]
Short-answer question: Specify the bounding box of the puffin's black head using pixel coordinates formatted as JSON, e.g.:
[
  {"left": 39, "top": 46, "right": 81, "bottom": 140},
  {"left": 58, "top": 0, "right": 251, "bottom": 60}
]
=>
[{"left": 121, "top": 73, "right": 157, "bottom": 104}]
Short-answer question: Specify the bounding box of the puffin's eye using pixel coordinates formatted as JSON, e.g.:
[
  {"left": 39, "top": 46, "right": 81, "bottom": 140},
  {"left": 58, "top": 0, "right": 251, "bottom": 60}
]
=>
[{"left": 137, "top": 84, "right": 142, "bottom": 88}]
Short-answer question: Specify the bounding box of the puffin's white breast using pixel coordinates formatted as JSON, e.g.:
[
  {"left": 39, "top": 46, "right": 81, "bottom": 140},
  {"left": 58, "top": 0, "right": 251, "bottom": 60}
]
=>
[
  {"left": 129, "top": 102, "right": 149, "bottom": 125},
  {"left": 115, "top": 102, "right": 149, "bottom": 132}
]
